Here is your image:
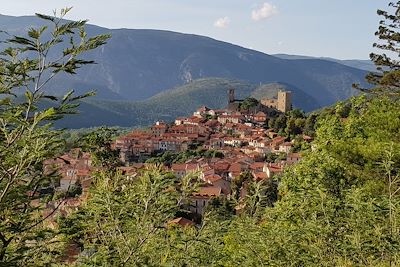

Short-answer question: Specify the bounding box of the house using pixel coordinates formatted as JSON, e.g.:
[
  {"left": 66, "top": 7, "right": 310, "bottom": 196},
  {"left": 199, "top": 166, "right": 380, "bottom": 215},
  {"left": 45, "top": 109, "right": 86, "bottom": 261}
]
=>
[
  {"left": 175, "top": 117, "right": 187, "bottom": 125},
  {"left": 205, "top": 138, "right": 225, "bottom": 149},
  {"left": 223, "top": 137, "right": 243, "bottom": 147},
  {"left": 193, "top": 106, "right": 214, "bottom": 118},
  {"left": 250, "top": 162, "right": 265, "bottom": 172},
  {"left": 279, "top": 142, "right": 293, "bottom": 153},
  {"left": 212, "top": 161, "right": 231, "bottom": 178},
  {"left": 253, "top": 111, "right": 267, "bottom": 123},
  {"left": 204, "top": 119, "right": 221, "bottom": 131},
  {"left": 270, "top": 136, "right": 287, "bottom": 152},
  {"left": 190, "top": 186, "right": 222, "bottom": 215},
  {"left": 158, "top": 139, "right": 188, "bottom": 152},
  {"left": 263, "top": 163, "right": 283, "bottom": 178},
  {"left": 151, "top": 121, "right": 168, "bottom": 137},
  {"left": 184, "top": 116, "right": 206, "bottom": 126},
  {"left": 218, "top": 114, "right": 244, "bottom": 124},
  {"left": 47, "top": 150, "right": 93, "bottom": 192},
  {"left": 203, "top": 174, "right": 231, "bottom": 195},
  {"left": 287, "top": 152, "right": 302, "bottom": 165},
  {"left": 235, "top": 124, "right": 252, "bottom": 137},
  {"left": 171, "top": 163, "right": 200, "bottom": 178}
]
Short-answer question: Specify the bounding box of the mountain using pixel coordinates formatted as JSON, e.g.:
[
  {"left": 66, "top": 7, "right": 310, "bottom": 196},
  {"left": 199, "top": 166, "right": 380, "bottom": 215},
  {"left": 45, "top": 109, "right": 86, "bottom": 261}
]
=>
[
  {"left": 273, "top": 54, "right": 377, "bottom": 73},
  {"left": 0, "top": 14, "right": 368, "bottom": 111},
  {"left": 56, "top": 78, "right": 320, "bottom": 128}
]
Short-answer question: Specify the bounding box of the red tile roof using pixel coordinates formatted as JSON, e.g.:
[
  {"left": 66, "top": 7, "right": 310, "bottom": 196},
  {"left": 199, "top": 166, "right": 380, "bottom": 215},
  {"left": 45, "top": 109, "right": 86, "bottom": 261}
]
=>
[{"left": 193, "top": 186, "right": 222, "bottom": 197}]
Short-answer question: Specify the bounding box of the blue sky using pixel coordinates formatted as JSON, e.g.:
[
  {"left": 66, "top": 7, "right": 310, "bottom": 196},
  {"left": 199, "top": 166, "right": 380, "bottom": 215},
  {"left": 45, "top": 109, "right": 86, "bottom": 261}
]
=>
[{"left": 1, "top": 0, "right": 385, "bottom": 59}]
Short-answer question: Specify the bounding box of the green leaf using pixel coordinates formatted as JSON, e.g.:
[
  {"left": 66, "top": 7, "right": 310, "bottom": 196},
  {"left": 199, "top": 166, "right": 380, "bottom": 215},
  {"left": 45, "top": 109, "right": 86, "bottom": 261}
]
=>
[
  {"left": 42, "top": 95, "right": 58, "bottom": 101},
  {"left": 61, "top": 90, "right": 75, "bottom": 104},
  {"left": 8, "top": 36, "right": 36, "bottom": 47},
  {"left": 35, "top": 13, "right": 55, "bottom": 22},
  {"left": 25, "top": 90, "right": 34, "bottom": 103},
  {"left": 70, "top": 90, "right": 96, "bottom": 102}
]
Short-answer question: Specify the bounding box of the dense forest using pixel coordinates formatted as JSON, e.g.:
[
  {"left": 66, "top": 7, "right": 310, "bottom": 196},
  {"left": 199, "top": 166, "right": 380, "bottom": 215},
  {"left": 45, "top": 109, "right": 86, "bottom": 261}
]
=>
[{"left": 0, "top": 2, "right": 400, "bottom": 266}]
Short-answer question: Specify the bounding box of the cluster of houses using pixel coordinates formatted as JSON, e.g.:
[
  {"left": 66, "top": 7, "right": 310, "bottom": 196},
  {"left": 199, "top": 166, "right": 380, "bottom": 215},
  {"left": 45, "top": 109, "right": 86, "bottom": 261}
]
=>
[
  {"left": 42, "top": 90, "right": 311, "bottom": 222},
  {"left": 61, "top": 106, "right": 309, "bottom": 215},
  {"left": 114, "top": 107, "right": 305, "bottom": 163}
]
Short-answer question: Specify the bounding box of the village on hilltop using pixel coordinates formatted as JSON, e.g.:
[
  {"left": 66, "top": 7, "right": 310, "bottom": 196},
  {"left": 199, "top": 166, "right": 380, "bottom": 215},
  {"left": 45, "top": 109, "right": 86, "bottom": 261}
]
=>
[{"left": 44, "top": 89, "right": 313, "bottom": 221}]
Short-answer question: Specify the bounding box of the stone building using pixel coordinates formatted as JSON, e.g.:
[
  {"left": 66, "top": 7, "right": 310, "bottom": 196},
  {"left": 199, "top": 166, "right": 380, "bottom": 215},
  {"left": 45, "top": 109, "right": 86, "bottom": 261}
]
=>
[
  {"left": 277, "top": 91, "right": 292, "bottom": 113},
  {"left": 261, "top": 90, "right": 292, "bottom": 113}
]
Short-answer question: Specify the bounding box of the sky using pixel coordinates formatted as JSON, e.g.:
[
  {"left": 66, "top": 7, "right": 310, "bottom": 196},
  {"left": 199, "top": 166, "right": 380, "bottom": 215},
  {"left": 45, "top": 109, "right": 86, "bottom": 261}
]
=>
[{"left": 0, "top": 0, "right": 386, "bottom": 59}]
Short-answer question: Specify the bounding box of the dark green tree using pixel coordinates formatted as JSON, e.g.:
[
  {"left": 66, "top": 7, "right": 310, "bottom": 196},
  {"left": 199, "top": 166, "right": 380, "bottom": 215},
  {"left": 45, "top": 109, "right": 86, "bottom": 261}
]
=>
[
  {"left": 355, "top": 1, "right": 400, "bottom": 95},
  {"left": 240, "top": 97, "right": 259, "bottom": 111}
]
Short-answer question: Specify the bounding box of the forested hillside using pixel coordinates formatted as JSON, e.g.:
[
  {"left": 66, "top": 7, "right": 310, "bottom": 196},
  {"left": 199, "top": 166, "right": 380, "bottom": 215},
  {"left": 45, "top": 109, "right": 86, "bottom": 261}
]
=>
[{"left": 57, "top": 78, "right": 319, "bottom": 128}]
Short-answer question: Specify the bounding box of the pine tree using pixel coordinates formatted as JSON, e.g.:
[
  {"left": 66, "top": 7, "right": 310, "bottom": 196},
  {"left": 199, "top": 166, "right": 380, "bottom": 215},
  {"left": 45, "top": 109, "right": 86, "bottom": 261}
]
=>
[{"left": 355, "top": 1, "right": 400, "bottom": 95}]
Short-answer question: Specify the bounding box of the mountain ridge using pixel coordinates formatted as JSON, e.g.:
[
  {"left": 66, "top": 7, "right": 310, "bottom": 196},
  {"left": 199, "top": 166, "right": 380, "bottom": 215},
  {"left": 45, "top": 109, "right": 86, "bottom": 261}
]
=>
[
  {"left": 0, "top": 14, "right": 370, "bottom": 127},
  {"left": 273, "top": 53, "right": 376, "bottom": 72}
]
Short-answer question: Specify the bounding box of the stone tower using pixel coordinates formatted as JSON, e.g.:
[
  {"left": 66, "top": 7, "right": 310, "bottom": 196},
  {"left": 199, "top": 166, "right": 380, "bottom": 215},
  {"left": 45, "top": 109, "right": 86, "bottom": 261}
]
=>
[
  {"left": 277, "top": 91, "right": 292, "bottom": 113},
  {"left": 228, "top": 89, "right": 235, "bottom": 104}
]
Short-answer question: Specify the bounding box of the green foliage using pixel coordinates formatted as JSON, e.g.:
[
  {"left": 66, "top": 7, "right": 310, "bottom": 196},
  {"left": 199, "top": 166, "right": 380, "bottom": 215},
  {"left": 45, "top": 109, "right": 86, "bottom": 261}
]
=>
[
  {"left": 80, "top": 127, "right": 121, "bottom": 169},
  {"left": 223, "top": 94, "right": 400, "bottom": 266},
  {"left": 62, "top": 127, "right": 131, "bottom": 150},
  {"left": 239, "top": 97, "right": 259, "bottom": 111},
  {"left": 0, "top": 8, "right": 109, "bottom": 265},
  {"left": 267, "top": 108, "right": 312, "bottom": 138},
  {"left": 65, "top": 167, "right": 203, "bottom": 266},
  {"left": 231, "top": 171, "right": 252, "bottom": 201},
  {"left": 354, "top": 1, "right": 400, "bottom": 95}
]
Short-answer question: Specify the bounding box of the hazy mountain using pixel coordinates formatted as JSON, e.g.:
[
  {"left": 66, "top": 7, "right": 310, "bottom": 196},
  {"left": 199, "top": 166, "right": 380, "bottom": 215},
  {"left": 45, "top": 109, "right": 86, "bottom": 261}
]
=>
[
  {"left": 273, "top": 53, "right": 377, "bottom": 73},
  {"left": 0, "top": 14, "right": 368, "bottom": 111},
  {"left": 56, "top": 78, "right": 319, "bottom": 128}
]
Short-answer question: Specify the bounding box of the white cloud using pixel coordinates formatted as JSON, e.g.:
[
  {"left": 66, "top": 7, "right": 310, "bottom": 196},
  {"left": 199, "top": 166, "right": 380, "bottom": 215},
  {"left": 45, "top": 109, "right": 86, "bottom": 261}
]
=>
[
  {"left": 251, "top": 3, "right": 278, "bottom": 21},
  {"left": 214, "top": 16, "right": 230, "bottom": 28}
]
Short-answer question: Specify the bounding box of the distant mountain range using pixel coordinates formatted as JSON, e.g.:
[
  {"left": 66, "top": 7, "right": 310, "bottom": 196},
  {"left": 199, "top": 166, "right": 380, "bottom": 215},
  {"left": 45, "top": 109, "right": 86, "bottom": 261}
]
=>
[
  {"left": 273, "top": 54, "right": 376, "bottom": 72},
  {"left": 0, "top": 14, "right": 372, "bottom": 128}
]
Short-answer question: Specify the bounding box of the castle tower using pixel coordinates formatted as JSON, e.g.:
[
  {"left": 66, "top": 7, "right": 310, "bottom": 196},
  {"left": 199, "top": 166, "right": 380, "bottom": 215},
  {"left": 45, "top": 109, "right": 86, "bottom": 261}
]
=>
[
  {"left": 228, "top": 89, "right": 235, "bottom": 104},
  {"left": 277, "top": 91, "right": 292, "bottom": 113}
]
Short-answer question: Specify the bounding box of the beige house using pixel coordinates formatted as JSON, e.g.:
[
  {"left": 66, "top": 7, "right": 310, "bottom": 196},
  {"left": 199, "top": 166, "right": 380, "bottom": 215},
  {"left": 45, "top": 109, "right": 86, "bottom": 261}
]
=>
[{"left": 190, "top": 186, "right": 222, "bottom": 215}]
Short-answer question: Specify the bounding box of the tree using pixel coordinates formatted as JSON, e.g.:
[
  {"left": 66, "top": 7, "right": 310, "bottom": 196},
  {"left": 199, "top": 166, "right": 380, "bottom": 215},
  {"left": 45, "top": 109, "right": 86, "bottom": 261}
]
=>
[
  {"left": 231, "top": 171, "right": 252, "bottom": 201},
  {"left": 0, "top": 8, "right": 109, "bottom": 265},
  {"left": 67, "top": 167, "right": 202, "bottom": 266},
  {"left": 80, "top": 127, "right": 121, "bottom": 169},
  {"left": 240, "top": 97, "right": 259, "bottom": 111},
  {"left": 354, "top": 1, "right": 400, "bottom": 95}
]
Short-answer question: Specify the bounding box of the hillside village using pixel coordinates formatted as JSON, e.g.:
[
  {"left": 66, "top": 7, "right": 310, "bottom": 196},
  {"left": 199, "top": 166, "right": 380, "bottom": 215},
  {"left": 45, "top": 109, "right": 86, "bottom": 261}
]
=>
[
  {"left": 45, "top": 89, "right": 313, "bottom": 221},
  {"left": 2, "top": 3, "right": 399, "bottom": 266}
]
